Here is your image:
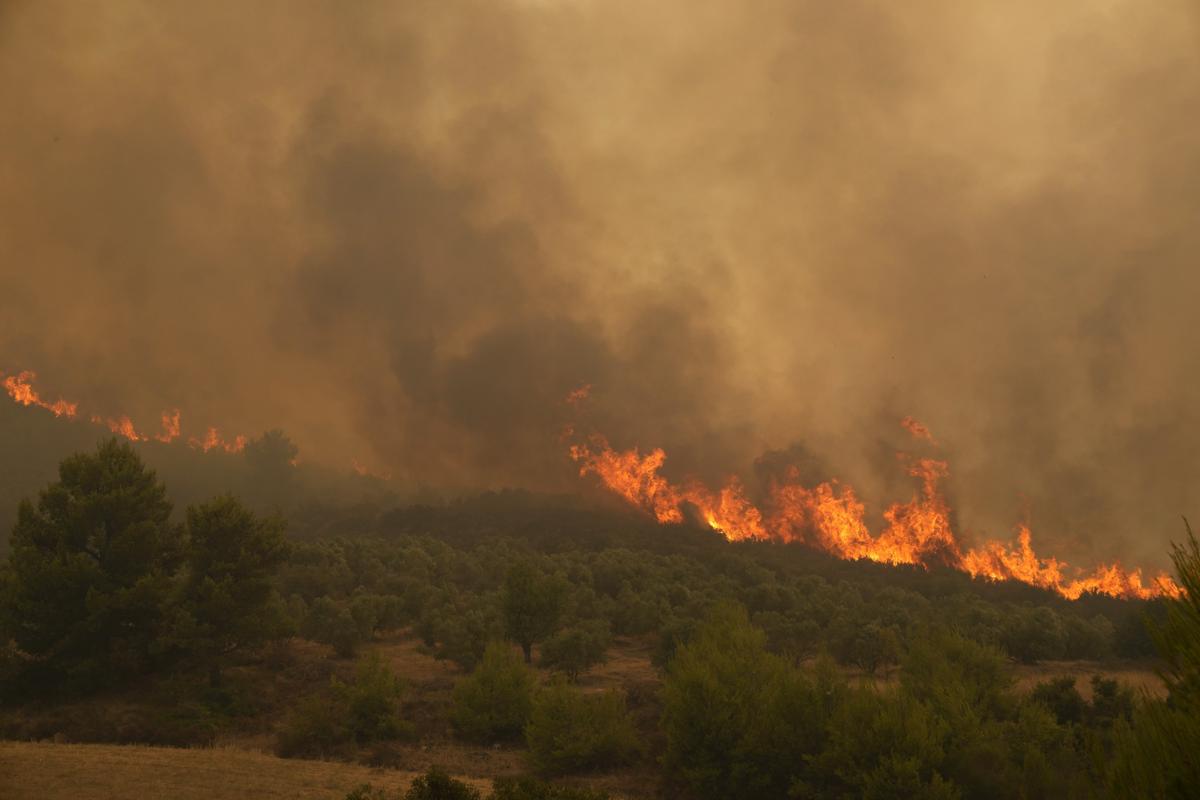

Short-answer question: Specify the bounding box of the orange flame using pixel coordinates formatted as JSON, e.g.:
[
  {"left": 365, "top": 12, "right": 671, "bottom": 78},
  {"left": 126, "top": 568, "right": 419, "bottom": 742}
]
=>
[
  {"left": 155, "top": 409, "right": 181, "bottom": 443},
  {"left": 5, "top": 369, "right": 247, "bottom": 453},
  {"left": 901, "top": 415, "right": 936, "bottom": 443},
  {"left": 569, "top": 425, "right": 1182, "bottom": 601},
  {"left": 2, "top": 371, "right": 78, "bottom": 418},
  {"left": 187, "top": 427, "right": 246, "bottom": 454},
  {"left": 103, "top": 415, "right": 147, "bottom": 442},
  {"left": 566, "top": 384, "right": 592, "bottom": 406}
]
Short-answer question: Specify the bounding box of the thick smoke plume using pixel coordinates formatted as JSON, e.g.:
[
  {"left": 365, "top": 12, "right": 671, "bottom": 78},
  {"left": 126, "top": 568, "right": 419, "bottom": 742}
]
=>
[{"left": 2, "top": 1, "right": 1198, "bottom": 568}]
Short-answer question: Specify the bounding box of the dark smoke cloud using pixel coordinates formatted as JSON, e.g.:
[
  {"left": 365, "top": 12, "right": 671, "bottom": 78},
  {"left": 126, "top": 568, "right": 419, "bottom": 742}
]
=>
[{"left": 2, "top": 0, "right": 1198, "bottom": 568}]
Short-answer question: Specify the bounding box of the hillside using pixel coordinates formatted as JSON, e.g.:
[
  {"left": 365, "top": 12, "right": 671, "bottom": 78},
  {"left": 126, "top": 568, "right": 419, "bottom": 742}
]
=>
[{"left": 0, "top": 741, "right": 491, "bottom": 800}]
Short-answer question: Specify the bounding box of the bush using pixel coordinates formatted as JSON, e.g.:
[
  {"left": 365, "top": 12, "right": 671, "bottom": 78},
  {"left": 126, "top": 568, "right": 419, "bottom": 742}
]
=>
[
  {"left": 539, "top": 621, "right": 610, "bottom": 681},
  {"left": 304, "top": 596, "right": 364, "bottom": 658},
  {"left": 340, "top": 652, "right": 410, "bottom": 743},
  {"left": 661, "top": 603, "right": 825, "bottom": 800},
  {"left": 524, "top": 682, "right": 640, "bottom": 776},
  {"left": 277, "top": 693, "right": 349, "bottom": 758},
  {"left": 490, "top": 776, "right": 610, "bottom": 800},
  {"left": 344, "top": 785, "right": 392, "bottom": 800},
  {"left": 405, "top": 767, "right": 482, "bottom": 800},
  {"left": 452, "top": 642, "right": 536, "bottom": 741},
  {"left": 1029, "top": 677, "right": 1086, "bottom": 726},
  {"left": 1001, "top": 606, "right": 1066, "bottom": 664},
  {"left": 277, "top": 653, "right": 409, "bottom": 757}
]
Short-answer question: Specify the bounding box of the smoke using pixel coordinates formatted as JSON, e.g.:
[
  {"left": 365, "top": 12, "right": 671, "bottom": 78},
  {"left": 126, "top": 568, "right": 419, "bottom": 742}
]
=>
[{"left": 2, "top": 0, "right": 1198, "bottom": 567}]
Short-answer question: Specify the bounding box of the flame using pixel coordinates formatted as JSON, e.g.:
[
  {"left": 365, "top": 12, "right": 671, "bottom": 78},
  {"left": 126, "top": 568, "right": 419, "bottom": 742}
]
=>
[
  {"left": 566, "top": 384, "right": 592, "bottom": 406},
  {"left": 901, "top": 415, "right": 936, "bottom": 443},
  {"left": 103, "top": 415, "right": 147, "bottom": 442},
  {"left": 351, "top": 458, "right": 392, "bottom": 480},
  {"left": 187, "top": 427, "right": 246, "bottom": 454},
  {"left": 569, "top": 425, "right": 1182, "bottom": 601},
  {"left": 4, "top": 369, "right": 247, "bottom": 453},
  {"left": 2, "top": 371, "right": 78, "bottom": 418},
  {"left": 155, "top": 409, "right": 181, "bottom": 443}
]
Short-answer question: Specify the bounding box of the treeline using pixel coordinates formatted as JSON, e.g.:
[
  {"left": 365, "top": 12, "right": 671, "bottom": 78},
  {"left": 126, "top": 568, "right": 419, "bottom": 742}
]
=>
[
  {"left": 278, "top": 518, "right": 1157, "bottom": 676},
  {"left": 2, "top": 440, "right": 1198, "bottom": 798}
]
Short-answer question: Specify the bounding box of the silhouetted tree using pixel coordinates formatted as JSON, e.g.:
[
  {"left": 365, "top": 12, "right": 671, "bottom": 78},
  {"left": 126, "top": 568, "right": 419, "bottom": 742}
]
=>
[
  {"left": 175, "top": 495, "right": 290, "bottom": 683},
  {"left": 502, "top": 562, "right": 565, "bottom": 663},
  {"left": 1, "top": 439, "right": 179, "bottom": 688}
]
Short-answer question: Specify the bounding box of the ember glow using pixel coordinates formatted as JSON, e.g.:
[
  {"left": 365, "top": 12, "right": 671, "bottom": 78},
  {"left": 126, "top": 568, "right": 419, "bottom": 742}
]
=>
[{"left": 569, "top": 424, "right": 1182, "bottom": 601}]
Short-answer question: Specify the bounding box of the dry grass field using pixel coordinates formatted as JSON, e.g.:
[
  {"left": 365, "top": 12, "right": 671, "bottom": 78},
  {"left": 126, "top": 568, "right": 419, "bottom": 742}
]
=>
[{"left": 0, "top": 741, "right": 493, "bottom": 800}]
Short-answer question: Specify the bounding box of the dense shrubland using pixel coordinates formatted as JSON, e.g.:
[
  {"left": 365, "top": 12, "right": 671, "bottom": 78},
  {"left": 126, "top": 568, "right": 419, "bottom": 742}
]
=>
[{"left": 2, "top": 440, "right": 1198, "bottom": 798}]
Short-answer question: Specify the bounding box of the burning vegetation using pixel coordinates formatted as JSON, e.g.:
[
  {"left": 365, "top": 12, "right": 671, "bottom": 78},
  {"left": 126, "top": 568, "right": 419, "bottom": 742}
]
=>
[
  {"left": 569, "top": 418, "right": 1181, "bottom": 602},
  {"left": 3, "top": 369, "right": 248, "bottom": 454}
]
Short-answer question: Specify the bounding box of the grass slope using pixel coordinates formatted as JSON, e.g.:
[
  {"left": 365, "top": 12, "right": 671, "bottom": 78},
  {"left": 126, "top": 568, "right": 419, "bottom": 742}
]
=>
[{"left": 0, "top": 741, "right": 493, "bottom": 800}]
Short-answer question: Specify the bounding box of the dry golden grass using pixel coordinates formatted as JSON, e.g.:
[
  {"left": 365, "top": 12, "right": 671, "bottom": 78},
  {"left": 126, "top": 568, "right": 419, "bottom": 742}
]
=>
[
  {"left": 1011, "top": 660, "right": 1167, "bottom": 700},
  {"left": 0, "top": 741, "right": 493, "bottom": 800}
]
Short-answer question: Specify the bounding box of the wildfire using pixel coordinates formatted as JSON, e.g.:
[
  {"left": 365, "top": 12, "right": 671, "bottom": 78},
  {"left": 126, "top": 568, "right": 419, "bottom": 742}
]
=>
[
  {"left": 566, "top": 384, "right": 592, "bottom": 406},
  {"left": 569, "top": 424, "right": 1182, "bottom": 601},
  {"left": 188, "top": 427, "right": 247, "bottom": 454},
  {"left": 2, "top": 371, "right": 78, "bottom": 418},
  {"left": 4, "top": 369, "right": 246, "bottom": 454},
  {"left": 901, "top": 415, "right": 936, "bottom": 443}
]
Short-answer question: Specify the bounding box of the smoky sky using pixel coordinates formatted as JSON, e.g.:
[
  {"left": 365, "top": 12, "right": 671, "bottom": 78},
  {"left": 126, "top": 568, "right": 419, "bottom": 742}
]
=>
[{"left": 2, "top": 0, "right": 1199, "bottom": 568}]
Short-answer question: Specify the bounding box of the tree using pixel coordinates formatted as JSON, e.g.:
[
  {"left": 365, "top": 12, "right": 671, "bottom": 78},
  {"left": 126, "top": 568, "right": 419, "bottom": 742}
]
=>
[
  {"left": 502, "top": 562, "right": 565, "bottom": 663},
  {"left": 277, "top": 653, "right": 410, "bottom": 758},
  {"left": 539, "top": 620, "right": 611, "bottom": 681},
  {"left": 176, "top": 495, "right": 290, "bottom": 682},
  {"left": 1, "top": 439, "right": 179, "bottom": 688},
  {"left": 660, "top": 602, "right": 824, "bottom": 800},
  {"left": 303, "top": 596, "right": 364, "bottom": 658},
  {"left": 524, "top": 682, "right": 640, "bottom": 776},
  {"left": 452, "top": 641, "right": 537, "bottom": 741},
  {"left": 1109, "top": 521, "right": 1200, "bottom": 798}
]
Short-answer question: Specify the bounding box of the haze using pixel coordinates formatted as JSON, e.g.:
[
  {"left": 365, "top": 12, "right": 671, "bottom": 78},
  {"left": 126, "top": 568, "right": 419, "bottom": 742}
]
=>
[{"left": 2, "top": 0, "right": 1198, "bottom": 569}]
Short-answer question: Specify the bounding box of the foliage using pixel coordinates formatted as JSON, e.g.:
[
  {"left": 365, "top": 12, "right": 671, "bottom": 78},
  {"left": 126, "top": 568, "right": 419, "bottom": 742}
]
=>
[
  {"left": 660, "top": 602, "right": 824, "bottom": 800},
  {"left": 303, "top": 596, "right": 366, "bottom": 658},
  {"left": 277, "top": 652, "right": 409, "bottom": 757},
  {"left": 1, "top": 439, "right": 179, "bottom": 689},
  {"left": 503, "top": 562, "right": 567, "bottom": 663},
  {"left": 1030, "top": 677, "right": 1086, "bottom": 725},
  {"left": 174, "top": 495, "right": 291, "bottom": 679},
  {"left": 452, "top": 642, "right": 537, "bottom": 742},
  {"left": 404, "top": 767, "right": 482, "bottom": 800},
  {"left": 1109, "top": 521, "right": 1200, "bottom": 798},
  {"left": 539, "top": 620, "right": 610, "bottom": 681},
  {"left": 340, "top": 652, "right": 410, "bottom": 743},
  {"left": 489, "top": 776, "right": 609, "bottom": 800},
  {"left": 524, "top": 681, "right": 640, "bottom": 776}
]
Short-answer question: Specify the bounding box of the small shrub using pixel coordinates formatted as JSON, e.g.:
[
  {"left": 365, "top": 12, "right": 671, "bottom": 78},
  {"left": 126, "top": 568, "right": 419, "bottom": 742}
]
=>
[
  {"left": 304, "top": 596, "right": 364, "bottom": 658},
  {"left": 277, "top": 653, "right": 410, "bottom": 757},
  {"left": 345, "top": 785, "right": 393, "bottom": 800},
  {"left": 1029, "top": 676, "right": 1086, "bottom": 726},
  {"left": 276, "top": 693, "right": 349, "bottom": 758},
  {"left": 540, "top": 621, "right": 611, "bottom": 681},
  {"left": 405, "top": 766, "right": 482, "bottom": 800},
  {"left": 490, "top": 776, "right": 610, "bottom": 800},
  {"left": 524, "top": 683, "right": 640, "bottom": 776},
  {"left": 341, "top": 652, "right": 411, "bottom": 743},
  {"left": 452, "top": 642, "right": 536, "bottom": 742}
]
